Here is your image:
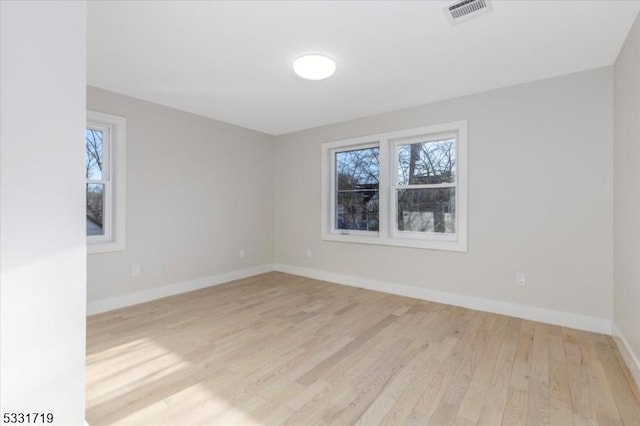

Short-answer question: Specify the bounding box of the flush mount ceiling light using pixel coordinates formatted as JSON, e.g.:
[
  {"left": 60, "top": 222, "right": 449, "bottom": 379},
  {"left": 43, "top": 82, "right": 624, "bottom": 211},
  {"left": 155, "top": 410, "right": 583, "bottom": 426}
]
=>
[{"left": 293, "top": 54, "right": 336, "bottom": 80}]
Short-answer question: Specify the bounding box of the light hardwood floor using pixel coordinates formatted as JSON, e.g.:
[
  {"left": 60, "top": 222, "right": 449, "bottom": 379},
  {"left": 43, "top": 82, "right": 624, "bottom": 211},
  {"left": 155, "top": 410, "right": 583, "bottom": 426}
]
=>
[{"left": 86, "top": 272, "right": 640, "bottom": 425}]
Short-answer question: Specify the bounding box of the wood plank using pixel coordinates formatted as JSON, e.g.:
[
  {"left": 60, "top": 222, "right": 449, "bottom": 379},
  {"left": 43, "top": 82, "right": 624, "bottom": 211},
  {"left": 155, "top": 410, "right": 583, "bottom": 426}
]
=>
[
  {"left": 526, "top": 323, "right": 550, "bottom": 425},
  {"left": 477, "top": 317, "right": 521, "bottom": 426},
  {"left": 563, "top": 327, "right": 600, "bottom": 425},
  {"left": 548, "top": 326, "right": 574, "bottom": 426}
]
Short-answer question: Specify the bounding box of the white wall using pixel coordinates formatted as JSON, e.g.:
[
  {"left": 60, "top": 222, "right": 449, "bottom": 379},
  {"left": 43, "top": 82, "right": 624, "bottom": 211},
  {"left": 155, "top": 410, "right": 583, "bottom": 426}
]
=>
[
  {"left": 613, "top": 14, "right": 640, "bottom": 384},
  {"left": 87, "top": 87, "right": 274, "bottom": 306},
  {"left": 0, "top": 2, "right": 87, "bottom": 425},
  {"left": 274, "top": 68, "right": 614, "bottom": 326}
]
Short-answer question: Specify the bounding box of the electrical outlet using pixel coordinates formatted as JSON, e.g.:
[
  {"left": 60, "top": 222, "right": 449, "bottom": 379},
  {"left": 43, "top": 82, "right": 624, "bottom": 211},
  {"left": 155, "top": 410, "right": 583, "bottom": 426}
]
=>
[
  {"left": 131, "top": 264, "right": 141, "bottom": 277},
  {"left": 515, "top": 272, "right": 526, "bottom": 286},
  {"left": 239, "top": 249, "right": 246, "bottom": 258},
  {"left": 306, "top": 249, "right": 312, "bottom": 258}
]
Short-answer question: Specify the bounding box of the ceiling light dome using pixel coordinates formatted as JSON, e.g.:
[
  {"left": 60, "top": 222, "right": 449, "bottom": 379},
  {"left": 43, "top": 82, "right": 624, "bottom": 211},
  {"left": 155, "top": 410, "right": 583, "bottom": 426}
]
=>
[{"left": 293, "top": 54, "right": 336, "bottom": 80}]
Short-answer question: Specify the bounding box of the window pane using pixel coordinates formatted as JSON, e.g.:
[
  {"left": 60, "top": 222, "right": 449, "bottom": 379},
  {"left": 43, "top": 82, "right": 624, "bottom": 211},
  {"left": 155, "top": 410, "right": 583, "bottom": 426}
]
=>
[
  {"left": 86, "top": 128, "right": 104, "bottom": 180},
  {"left": 397, "top": 187, "right": 455, "bottom": 233},
  {"left": 87, "top": 183, "right": 105, "bottom": 236},
  {"left": 335, "top": 146, "right": 379, "bottom": 232},
  {"left": 336, "top": 190, "right": 379, "bottom": 231},
  {"left": 336, "top": 147, "right": 379, "bottom": 190},
  {"left": 397, "top": 139, "right": 455, "bottom": 185}
]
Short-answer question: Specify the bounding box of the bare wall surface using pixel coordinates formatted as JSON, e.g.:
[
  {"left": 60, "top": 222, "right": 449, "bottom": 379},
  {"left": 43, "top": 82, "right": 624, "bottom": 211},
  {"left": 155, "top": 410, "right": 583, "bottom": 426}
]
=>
[
  {"left": 87, "top": 87, "right": 274, "bottom": 302},
  {"left": 614, "top": 13, "right": 640, "bottom": 371},
  {"left": 0, "top": 2, "right": 87, "bottom": 425},
  {"left": 274, "top": 67, "right": 614, "bottom": 321}
]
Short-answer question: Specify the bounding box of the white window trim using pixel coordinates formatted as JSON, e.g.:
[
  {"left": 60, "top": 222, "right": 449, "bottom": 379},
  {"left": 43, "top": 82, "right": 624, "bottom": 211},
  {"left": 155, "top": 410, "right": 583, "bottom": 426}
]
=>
[
  {"left": 321, "top": 120, "right": 468, "bottom": 252},
  {"left": 87, "top": 110, "right": 126, "bottom": 254}
]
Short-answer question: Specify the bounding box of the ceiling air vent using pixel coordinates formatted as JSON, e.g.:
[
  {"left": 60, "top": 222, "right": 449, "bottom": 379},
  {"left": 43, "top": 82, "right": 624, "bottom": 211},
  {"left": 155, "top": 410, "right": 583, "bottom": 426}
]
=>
[{"left": 444, "top": 0, "right": 492, "bottom": 24}]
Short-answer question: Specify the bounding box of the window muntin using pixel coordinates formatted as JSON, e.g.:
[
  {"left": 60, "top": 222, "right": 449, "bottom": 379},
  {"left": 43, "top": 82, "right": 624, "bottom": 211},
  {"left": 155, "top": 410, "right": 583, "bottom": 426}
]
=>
[{"left": 322, "top": 121, "right": 467, "bottom": 252}]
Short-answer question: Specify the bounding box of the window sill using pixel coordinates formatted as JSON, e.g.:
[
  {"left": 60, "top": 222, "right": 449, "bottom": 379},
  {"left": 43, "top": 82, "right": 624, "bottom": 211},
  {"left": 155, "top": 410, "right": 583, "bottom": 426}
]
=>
[
  {"left": 88, "top": 240, "right": 125, "bottom": 254},
  {"left": 321, "top": 232, "right": 467, "bottom": 252}
]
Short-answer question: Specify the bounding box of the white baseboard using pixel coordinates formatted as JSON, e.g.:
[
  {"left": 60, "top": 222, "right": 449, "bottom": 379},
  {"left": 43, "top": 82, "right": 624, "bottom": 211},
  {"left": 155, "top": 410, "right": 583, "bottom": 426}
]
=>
[
  {"left": 86, "top": 264, "right": 273, "bottom": 315},
  {"left": 273, "top": 264, "right": 612, "bottom": 335},
  {"left": 612, "top": 324, "right": 640, "bottom": 389},
  {"left": 87, "top": 262, "right": 613, "bottom": 335}
]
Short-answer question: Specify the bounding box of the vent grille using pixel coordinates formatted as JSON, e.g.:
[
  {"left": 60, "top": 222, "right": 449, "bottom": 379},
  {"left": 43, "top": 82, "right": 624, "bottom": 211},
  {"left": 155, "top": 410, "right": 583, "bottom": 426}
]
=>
[{"left": 445, "top": 0, "right": 492, "bottom": 24}]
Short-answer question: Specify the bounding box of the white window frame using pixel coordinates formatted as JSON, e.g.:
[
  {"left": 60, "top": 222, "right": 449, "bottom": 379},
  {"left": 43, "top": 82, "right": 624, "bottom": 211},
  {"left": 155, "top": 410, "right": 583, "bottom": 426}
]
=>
[
  {"left": 321, "top": 120, "right": 467, "bottom": 252},
  {"left": 87, "top": 110, "right": 126, "bottom": 254}
]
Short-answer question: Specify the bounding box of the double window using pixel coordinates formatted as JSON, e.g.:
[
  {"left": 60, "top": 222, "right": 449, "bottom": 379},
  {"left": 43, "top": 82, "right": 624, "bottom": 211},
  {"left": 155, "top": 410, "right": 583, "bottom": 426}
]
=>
[
  {"left": 86, "top": 110, "right": 126, "bottom": 253},
  {"left": 322, "top": 121, "right": 467, "bottom": 251}
]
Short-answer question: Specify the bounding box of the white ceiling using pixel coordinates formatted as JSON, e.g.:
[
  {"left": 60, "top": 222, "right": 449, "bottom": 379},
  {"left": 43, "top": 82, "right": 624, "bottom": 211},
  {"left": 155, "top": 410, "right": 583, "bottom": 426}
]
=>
[{"left": 87, "top": 1, "right": 640, "bottom": 135}]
